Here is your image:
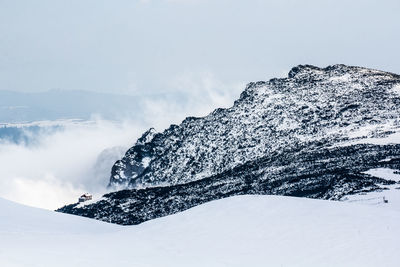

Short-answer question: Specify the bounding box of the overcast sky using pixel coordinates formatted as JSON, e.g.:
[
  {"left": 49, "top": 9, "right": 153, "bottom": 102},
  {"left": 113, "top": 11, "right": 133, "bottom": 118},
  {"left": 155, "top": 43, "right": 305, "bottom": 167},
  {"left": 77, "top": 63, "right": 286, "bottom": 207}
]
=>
[
  {"left": 0, "top": 0, "right": 399, "bottom": 209},
  {"left": 1, "top": 0, "right": 399, "bottom": 96}
]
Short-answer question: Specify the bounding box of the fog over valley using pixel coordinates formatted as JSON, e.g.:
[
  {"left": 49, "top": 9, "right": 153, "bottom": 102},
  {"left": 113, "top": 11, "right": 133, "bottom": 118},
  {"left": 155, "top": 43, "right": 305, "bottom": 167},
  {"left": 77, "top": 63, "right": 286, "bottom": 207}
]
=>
[{"left": 0, "top": 86, "right": 240, "bottom": 209}]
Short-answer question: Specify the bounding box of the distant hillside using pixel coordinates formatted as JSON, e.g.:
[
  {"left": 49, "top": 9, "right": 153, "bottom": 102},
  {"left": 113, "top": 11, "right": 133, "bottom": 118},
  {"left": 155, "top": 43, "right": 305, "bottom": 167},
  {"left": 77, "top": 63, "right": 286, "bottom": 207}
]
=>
[{"left": 0, "top": 90, "right": 176, "bottom": 123}]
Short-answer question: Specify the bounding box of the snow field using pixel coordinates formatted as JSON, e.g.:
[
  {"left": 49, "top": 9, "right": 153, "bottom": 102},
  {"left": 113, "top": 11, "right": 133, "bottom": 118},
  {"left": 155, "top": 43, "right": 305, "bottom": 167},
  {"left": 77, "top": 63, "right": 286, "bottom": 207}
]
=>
[{"left": 1, "top": 194, "right": 399, "bottom": 267}]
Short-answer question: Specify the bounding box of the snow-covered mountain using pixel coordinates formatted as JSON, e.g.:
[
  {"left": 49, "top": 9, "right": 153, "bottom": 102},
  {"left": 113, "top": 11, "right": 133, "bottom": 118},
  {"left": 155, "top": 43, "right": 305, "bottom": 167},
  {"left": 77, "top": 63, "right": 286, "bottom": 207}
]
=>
[
  {"left": 3, "top": 195, "right": 400, "bottom": 267},
  {"left": 59, "top": 64, "right": 400, "bottom": 225}
]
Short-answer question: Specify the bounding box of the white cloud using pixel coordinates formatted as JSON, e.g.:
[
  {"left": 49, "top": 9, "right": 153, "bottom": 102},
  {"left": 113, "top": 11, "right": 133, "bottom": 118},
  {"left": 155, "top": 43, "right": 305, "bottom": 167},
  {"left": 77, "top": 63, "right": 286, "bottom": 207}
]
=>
[
  {"left": 0, "top": 119, "right": 147, "bottom": 210},
  {"left": 0, "top": 73, "right": 244, "bottom": 210},
  {"left": 141, "top": 71, "right": 243, "bottom": 129}
]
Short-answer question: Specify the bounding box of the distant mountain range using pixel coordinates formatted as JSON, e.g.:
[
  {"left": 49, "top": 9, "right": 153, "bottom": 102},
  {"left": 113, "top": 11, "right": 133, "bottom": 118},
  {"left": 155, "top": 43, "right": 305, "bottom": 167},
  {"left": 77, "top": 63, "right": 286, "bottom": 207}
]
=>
[
  {"left": 0, "top": 90, "right": 181, "bottom": 123},
  {"left": 59, "top": 64, "right": 400, "bottom": 225}
]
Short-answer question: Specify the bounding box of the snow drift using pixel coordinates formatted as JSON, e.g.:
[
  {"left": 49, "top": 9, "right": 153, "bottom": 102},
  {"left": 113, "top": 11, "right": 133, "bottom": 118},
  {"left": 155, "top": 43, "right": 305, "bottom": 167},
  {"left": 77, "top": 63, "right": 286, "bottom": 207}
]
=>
[{"left": 2, "top": 195, "right": 400, "bottom": 267}]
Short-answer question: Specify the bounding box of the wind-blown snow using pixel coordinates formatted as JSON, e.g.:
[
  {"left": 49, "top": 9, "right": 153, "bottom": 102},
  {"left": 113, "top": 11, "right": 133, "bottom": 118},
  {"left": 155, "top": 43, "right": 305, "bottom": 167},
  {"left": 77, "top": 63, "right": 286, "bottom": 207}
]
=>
[{"left": 1, "top": 195, "right": 400, "bottom": 267}]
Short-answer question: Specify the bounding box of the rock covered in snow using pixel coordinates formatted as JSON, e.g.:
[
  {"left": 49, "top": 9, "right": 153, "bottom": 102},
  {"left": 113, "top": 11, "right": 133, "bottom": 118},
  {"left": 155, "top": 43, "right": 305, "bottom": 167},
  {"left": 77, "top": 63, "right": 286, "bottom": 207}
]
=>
[
  {"left": 110, "top": 64, "right": 400, "bottom": 188},
  {"left": 58, "top": 64, "right": 400, "bottom": 225}
]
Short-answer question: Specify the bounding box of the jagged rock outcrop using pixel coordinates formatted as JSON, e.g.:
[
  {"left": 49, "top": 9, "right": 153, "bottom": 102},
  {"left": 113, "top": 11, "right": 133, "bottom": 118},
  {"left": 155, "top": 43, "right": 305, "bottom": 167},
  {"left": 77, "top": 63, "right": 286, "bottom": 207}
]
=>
[{"left": 58, "top": 64, "right": 400, "bottom": 225}]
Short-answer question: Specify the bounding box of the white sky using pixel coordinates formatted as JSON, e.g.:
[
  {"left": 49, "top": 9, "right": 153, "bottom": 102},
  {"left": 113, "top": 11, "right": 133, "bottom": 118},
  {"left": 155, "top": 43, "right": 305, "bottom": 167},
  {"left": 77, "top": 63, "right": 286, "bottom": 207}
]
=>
[{"left": 1, "top": 0, "right": 399, "bottom": 95}]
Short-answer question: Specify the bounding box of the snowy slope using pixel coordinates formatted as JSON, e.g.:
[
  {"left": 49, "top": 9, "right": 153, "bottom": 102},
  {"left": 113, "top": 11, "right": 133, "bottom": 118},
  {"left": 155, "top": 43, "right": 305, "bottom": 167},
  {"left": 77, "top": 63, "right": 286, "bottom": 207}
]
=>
[{"left": 2, "top": 195, "right": 400, "bottom": 267}]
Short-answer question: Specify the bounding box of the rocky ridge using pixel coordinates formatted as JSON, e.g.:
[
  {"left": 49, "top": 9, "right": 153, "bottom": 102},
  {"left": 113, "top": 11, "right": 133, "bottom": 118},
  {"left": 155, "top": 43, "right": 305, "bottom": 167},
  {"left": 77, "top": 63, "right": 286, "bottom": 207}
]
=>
[{"left": 58, "top": 64, "right": 400, "bottom": 225}]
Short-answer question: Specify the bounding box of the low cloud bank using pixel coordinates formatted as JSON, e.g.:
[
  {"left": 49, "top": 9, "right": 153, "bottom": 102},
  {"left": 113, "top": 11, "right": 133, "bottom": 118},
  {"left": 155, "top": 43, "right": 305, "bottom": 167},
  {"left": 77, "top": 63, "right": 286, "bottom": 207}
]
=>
[
  {"left": 0, "top": 119, "right": 147, "bottom": 209},
  {"left": 0, "top": 74, "right": 242, "bottom": 209}
]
